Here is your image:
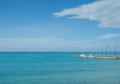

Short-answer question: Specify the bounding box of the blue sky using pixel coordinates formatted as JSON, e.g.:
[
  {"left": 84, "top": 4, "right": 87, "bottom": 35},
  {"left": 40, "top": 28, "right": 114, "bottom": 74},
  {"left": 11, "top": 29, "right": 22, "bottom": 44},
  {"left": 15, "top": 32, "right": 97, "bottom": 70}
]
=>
[{"left": 0, "top": 0, "right": 120, "bottom": 52}]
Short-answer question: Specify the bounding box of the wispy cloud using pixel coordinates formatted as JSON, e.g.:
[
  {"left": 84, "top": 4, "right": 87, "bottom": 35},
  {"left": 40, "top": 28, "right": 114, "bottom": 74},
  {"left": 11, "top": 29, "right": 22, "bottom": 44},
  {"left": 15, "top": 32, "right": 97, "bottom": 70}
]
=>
[
  {"left": 0, "top": 37, "right": 119, "bottom": 51},
  {"left": 53, "top": 0, "right": 120, "bottom": 28},
  {"left": 98, "top": 33, "right": 120, "bottom": 39},
  {"left": 0, "top": 37, "right": 94, "bottom": 52}
]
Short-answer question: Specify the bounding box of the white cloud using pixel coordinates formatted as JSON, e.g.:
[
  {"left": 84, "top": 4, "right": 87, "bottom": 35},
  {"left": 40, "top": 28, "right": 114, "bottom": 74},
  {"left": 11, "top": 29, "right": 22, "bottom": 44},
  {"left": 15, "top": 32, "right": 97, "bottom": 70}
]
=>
[
  {"left": 98, "top": 33, "right": 120, "bottom": 39},
  {"left": 53, "top": 0, "right": 120, "bottom": 28}
]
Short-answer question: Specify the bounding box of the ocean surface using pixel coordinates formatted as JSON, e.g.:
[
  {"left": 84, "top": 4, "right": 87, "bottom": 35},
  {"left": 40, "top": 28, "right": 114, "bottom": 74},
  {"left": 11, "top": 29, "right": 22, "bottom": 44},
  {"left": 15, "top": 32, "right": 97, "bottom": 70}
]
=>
[{"left": 0, "top": 52, "right": 120, "bottom": 84}]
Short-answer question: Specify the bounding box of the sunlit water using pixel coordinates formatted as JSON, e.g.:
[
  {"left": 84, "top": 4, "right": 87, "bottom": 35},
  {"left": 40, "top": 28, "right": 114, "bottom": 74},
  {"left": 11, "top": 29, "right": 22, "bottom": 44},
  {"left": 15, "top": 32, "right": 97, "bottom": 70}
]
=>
[{"left": 0, "top": 52, "right": 120, "bottom": 84}]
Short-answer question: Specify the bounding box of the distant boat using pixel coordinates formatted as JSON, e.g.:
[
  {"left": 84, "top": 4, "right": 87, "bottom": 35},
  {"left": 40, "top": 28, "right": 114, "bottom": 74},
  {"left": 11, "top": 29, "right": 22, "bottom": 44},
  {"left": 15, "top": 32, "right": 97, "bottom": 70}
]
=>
[{"left": 80, "top": 54, "right": 86, "bottom": 56}]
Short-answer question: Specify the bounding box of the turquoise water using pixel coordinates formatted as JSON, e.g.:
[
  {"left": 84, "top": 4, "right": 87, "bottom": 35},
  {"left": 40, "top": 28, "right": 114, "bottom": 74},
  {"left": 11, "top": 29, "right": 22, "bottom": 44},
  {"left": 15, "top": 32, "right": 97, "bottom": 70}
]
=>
[{"left": 0, "top": 52, "right": 120, "bottom": 84}]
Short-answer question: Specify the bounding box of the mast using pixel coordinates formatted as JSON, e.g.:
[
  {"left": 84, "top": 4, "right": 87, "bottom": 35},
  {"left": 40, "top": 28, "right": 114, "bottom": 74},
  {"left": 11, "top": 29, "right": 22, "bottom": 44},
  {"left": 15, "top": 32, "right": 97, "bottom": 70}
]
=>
[
  {"left": 114, "top": 43, "right": 117, "bottom": 56},
  {"left": 101, "top": 44, "right": 103, "bottom": 56},
  {"left": 108, "top": 44, "right": 110, "bottom": 56},
  {"left": 105, "top": 44, "right": 108, "bottom": 56}
]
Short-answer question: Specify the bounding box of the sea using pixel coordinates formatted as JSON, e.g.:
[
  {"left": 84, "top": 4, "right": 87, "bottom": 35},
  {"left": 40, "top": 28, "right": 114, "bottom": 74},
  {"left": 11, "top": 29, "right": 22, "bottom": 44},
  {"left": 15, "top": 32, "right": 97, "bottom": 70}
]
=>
[{"left": 0, "top": 52, "right": 120, "bottom": 84}]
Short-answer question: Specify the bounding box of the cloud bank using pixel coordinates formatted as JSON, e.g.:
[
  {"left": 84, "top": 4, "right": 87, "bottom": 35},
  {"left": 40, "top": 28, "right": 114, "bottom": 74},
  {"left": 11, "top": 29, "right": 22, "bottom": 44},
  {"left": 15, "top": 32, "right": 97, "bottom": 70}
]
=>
[
  {"left": 0, "top": 37, "right": 119, "bottom": 51},
  {"left": 53, "top": 0, "right": 120, "bottom": 28},
  {"left": 0, "top": 37, "right": 94, "bottom": 52},
  {"left": 98, "top": 33, "right": 120, "bottom": 39}
]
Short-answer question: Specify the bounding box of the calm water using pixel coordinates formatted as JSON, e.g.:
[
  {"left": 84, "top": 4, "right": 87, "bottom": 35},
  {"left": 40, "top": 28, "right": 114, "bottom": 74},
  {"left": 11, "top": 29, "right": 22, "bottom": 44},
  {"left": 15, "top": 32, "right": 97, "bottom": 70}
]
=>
[{"left": 0, "top": 52, "right": 120, "bottom": 84}]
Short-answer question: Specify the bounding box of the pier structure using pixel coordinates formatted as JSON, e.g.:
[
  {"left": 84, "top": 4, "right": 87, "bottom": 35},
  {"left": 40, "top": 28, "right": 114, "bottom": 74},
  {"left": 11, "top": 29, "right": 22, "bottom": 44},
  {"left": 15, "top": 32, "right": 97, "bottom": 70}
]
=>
[
  {"left": 75, "top": 55, "right": 120, "bottom": 60},
  {"left": 76, "top": 43, "right": 120, "bottom": 60}
]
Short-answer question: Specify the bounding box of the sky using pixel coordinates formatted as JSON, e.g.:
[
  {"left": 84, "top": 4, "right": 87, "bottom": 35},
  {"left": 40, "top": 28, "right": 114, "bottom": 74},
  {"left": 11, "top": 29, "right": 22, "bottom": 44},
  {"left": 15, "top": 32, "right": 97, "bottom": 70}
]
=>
[{"left": 0, "top": 0, "right": 120, "bottom": 52}]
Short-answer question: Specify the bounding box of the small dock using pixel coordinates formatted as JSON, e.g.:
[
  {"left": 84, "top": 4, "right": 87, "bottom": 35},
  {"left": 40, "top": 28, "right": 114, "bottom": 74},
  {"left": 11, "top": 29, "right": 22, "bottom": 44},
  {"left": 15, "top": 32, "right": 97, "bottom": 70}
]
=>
[{"left": 75, "top": 54, "right": 120, "bottom": 60}]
